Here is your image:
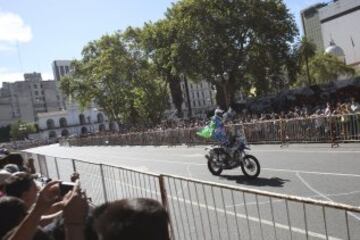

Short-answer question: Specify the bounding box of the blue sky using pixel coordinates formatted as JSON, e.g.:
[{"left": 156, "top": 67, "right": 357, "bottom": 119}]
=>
[{"left": 0, "top": 0, "right": 320, "bottom": 84}]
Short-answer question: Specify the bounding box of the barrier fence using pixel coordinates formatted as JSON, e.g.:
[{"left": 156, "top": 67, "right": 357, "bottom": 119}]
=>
[
  {"left": 22, "top": 151, "right": 360, "bottom": 240},
  {"left": 67, "top": 113, "right": 360, "bottom": 147}
]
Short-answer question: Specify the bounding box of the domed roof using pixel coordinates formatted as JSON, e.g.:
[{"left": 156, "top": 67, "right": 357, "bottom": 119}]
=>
[{"left": 325, "top": 40, "right": 345, "bottom": 57}]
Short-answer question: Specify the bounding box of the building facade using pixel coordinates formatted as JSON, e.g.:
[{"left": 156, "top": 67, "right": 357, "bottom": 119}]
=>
[
  {"left": 0, "top": 73, "right": 66, "bottom": 127},
  {"left": 52, "top": 60, "right": 72, "bottom": 81},
  {"left": 167, "top": 79, "right": 216, "bottom": 119},
  {"left": 34, "top": 105, "right": 116, "bottom": 140},
  {"left": 319, "top": 0, "right": 360, "bottom": 68},
  {"left": 301, "top": 3, "right": 328, "bottom": 51},
  {"left": 301, "top": 0, "right": 360, "bottom": 69}
]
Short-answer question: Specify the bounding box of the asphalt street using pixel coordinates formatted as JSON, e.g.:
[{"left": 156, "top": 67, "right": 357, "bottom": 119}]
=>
[{"left": 25, "top": 143, "right": 360, "bottom": 240}]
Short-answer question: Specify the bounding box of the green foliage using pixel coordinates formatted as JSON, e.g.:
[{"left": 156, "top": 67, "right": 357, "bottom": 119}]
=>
[
  {"left": 10, "top": 121, "right": 37, "bottom": 140},
  {"left": 295, "top": 53, "right": 355, "bottom": 86},
  {"left": 294, "top": 37, "right": 317, "bottom": 85},
  {"left": 154, "top": 0, "right": 298, "bottom": 107},
  {"left": 60, "top": 32, "right": 169, "bottom": 126}
]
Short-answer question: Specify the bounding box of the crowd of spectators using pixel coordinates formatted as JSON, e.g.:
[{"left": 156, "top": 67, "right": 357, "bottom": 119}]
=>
[
  {"left": 234, "top": 98, "right": 360, "bottom": 124},
  {"left": 0, "top": 138, "right": 58, "bottom": 151},
  {"left": 112, "top": 98, "right": 360, "bottom": 134},
  {"left": 0, "top": 150, "right": 171, "bottom": 240}
]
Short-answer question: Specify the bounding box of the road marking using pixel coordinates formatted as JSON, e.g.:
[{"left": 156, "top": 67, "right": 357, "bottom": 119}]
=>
[
  {"left": 167, "top": 193, "right": 341, "bottom": 240},
  {"left": 226, "top": 190, "right": 360, "bottom": 208},
  {"left": 264, "top": 167, "right": 360, "bottom": 178},
  {"left": 296, "top": 172, "right": 360, "bottom": 221},
  {"left": 251, "top": 149, "right": 360, "bottom": 154}
]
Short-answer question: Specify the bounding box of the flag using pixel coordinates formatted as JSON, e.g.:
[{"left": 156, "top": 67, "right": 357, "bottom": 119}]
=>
[
  {"left": 196, "top": 121, "right": 215, "bottom": 139},
  {"left": 351, "top": 37, "right": 355, "bottom": 48}
]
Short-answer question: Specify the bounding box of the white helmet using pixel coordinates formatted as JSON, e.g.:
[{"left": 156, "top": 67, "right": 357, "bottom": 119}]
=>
[{"left": 214, "top": 108, "right": 224, "bottom": 117}]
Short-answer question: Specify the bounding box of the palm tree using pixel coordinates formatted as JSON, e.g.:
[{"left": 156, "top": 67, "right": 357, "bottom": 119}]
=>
[{"left": 296, "top": 37, "right": 316, "bottom": 86}]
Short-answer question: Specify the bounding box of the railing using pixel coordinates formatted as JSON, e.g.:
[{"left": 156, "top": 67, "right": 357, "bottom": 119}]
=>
[
  {"left": 23, "top": 151, "right": 360, "bottom": 240},
  {"left": 66, "top": 113, "right": 360, "bottom": 146}
]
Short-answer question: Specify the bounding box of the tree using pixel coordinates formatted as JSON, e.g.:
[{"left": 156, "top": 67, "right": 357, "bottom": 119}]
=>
[
  {"left": 161, "top": 0, "right": 298, "bottom": 108},
  {"left": 295, "top": 37, "right": 316, "bottom": 86},
  {"left": 141, "top": 17, "right": 201, "bottom": 117},
  {"left": 296, "top": 53, "right": 355, "bottom": 85},
  {"left": 60, "top": 32, "right": 169, "bottom": 127},
  {"left": 10, "top": 121, "right": 37, "bottom": 140}
]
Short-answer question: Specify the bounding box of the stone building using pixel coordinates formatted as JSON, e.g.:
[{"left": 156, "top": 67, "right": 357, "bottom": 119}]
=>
[
  {"left": 0, "top": 73, "right": 65, "bottom": 127},
  {"left": 167, "top": 79, "right": 216, "bottom": 119},
  {"left": 34, "top": 105, "right": 116, "bottom": 140}
]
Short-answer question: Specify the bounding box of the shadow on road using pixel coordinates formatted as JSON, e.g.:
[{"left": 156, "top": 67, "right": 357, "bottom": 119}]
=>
[{"left": 220, "top": 175, "right": 290, "bottom": 187}]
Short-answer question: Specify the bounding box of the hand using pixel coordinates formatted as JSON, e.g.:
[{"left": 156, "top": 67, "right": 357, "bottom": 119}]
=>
[
  {"left": 63, "top": 180, "right": 89, "bottom": 225},
  {"left": 33, "top": 181, "right": 61, "bottom": 214}
]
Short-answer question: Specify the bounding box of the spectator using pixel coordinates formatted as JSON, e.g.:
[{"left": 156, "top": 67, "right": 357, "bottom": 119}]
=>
[
  {"left": 3, "top": 163, "right": 21, "bottom": 174},
  {"left": 350, "top": 98, "right": 360, "bottom": 113},
  {"left": 93, "top": 198, "right": 170, "bottom": 240},
  {"left": 0, "top": 196, "right": 28, "bottom": 238},
  {"left": 4, "top": 172, "right": 39, "bottom": 209},
  {"left": 0, "top": 169, "right": 11, "bottom": 197},
  {"left": 3, "top": 180, "right": 88, "bottom": 240}
]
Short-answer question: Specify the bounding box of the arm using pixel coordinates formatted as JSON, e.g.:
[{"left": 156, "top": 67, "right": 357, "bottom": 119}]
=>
[
  {"left": 63, "top": 181, "right": 88, "bottom": 240},
  {"left": 5, "top": 181, "right": 60, "bottom": 240}
]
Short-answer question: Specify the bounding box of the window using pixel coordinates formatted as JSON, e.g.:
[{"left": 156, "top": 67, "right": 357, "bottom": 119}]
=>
[
  {"left": 202, "top": 92, "right": 205, "bottom": 98},
  {"left": 193, "top": 101, "right": 196, "bottom": 107},
  {"left": 198, "top": 100, "right": 201, "bottom": 106},
  {"left": 203, "top": 100, "right": 206, "bottom": 105},
  {"left": 33, "top": 84, "right": 38, "bottom": 89},
  {"left": 41, "top": 91, "right": 44, "bottom": 95},
  {"left": 65, "top": 66, "right": 69, "bottom": 74},
  {"left": 197, "top": 92, "right": 200, "bottom": 98},
  {"left": 60, "top": 66, "right": 65, "bottom": 76},
  {"left": 34, "top": 91, "right": 39, "bottom": 96}
]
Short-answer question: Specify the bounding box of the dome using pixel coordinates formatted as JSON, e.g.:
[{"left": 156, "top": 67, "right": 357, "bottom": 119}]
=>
[{"left": 325, "top": 40, "right": 345, "bottom": 57}]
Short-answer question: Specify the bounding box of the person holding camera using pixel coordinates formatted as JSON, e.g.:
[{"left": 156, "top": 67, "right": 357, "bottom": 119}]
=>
[{"left": 1, "top": 173, "right": 88, "bottom": 240}]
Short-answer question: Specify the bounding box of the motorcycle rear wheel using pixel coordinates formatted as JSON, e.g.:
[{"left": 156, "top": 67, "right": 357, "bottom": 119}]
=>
[{"left": 241, "top": 154, "right": 260, "bottom": 179}]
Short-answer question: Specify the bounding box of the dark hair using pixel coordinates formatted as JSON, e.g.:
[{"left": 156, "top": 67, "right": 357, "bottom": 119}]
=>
[
  {"left": 0, "top": 153, "right": 24, "bottom": 169},
  {"left": 5, "top": 172, "right": 35, "bottom": 198},
  {"left": 0, "top": 196, "right": 27, "bottom": 238},
  {"left": 94, "top": 198, "right": 170, "bottom": 240}
]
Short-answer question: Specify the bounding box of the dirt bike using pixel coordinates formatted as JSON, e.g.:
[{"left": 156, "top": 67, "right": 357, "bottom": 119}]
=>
[{"left": 205, "top": 136, "right": 260, "bottom": 179}]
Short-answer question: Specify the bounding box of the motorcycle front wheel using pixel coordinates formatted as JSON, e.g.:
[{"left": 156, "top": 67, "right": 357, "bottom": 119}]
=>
[
  {"left": 207, "top": 155, "right": 223, "bottom": 176},
  {"left": 241, "top": 154, "right": 260, "bottom": 179}
]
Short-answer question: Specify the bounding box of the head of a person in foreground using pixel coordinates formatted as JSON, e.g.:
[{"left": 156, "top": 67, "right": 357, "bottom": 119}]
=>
[{"left": 93, "top": 198, "right": 170, "bottom": 240}]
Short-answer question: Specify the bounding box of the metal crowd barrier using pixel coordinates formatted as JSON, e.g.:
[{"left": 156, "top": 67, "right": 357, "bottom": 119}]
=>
[
  {"left": 22, "top": 151, "right": 360, "bottom": 240},
  {"left": 67, "top": 113, "right": 360, "bottom": 147}
]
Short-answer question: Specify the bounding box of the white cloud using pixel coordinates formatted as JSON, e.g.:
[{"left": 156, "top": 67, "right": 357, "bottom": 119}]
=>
[
  {"left": 0, "top": 10, "right": 32, "bottom": 44},
  {"left": 0, "top": 68, "right": 54, "bottom": 86}
]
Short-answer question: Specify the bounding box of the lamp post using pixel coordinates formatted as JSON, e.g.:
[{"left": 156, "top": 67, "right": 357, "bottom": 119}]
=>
[{"left": 215, "top": 71, "right": 230, "bottom": 108}]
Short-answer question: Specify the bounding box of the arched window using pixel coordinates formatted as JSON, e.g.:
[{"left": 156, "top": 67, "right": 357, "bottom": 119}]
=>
[
  {"left": 97, "top": 113, "right": 104, "bottom": 123},
  {"left": 79, "top": 114, "right": 86, "bottom": 125},
  {"left": 47, "top": 119, "right": 55, "bottom": 129},
  {"left": 61, "top": 129, "right": 69, "bottom": 137},
  {"left": 49, "top": 131, "right": 57, "bottom": 138},
  {"left": 99, "top": 124, "right": 106, "bottom": 132},
  {"left": 81, "top": 127, "right": 88, "bottom": 134},
  {"left": 59, "top": 118, "right": 67, "bottom": 128}
]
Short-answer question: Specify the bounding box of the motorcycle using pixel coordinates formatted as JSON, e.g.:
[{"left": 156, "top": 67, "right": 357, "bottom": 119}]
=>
[{"left": 205, "top": 136, "right": 260, "bottom": 179}]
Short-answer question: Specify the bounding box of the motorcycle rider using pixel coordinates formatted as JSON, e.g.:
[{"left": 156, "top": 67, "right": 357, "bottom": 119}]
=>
[{"left": 211, "top": 107, "right": 237, "bottom": 158}]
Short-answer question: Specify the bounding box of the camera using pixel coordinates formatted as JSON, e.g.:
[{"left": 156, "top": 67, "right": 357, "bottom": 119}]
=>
[{"left": 59, "top": 182, "right": 75, "bottom": 196}]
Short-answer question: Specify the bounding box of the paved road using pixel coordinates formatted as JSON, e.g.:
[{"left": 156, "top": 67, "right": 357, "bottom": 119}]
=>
[
  {"left": 26, "top": 143, "right": 360, "bottom": 206},
  {"left": 26, "top": 143, "right": 360, "bottom": 240}
]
